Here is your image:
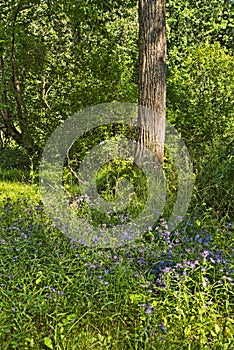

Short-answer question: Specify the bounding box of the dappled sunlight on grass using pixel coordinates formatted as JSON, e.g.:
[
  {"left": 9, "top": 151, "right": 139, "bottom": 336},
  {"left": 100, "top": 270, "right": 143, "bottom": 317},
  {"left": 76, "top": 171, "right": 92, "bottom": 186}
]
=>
[
  {"left": 0, "top": 180, "right": 39, "bottom": 203},
  {"left": 0, "top": 169, "right": 233, "bottom": 349}
]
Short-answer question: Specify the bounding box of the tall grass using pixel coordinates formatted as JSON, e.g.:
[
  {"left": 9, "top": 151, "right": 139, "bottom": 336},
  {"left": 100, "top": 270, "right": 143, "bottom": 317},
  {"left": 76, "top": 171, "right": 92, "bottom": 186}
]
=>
[{"left": 0, "top": 168, "right": 233, "bottom": 349}]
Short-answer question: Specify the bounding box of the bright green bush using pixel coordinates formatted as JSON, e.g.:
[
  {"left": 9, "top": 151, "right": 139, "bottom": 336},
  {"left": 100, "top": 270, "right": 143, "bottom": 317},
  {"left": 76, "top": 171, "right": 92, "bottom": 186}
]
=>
[{"left": 167, "top": 42, "right": 234, "bottom": 219}]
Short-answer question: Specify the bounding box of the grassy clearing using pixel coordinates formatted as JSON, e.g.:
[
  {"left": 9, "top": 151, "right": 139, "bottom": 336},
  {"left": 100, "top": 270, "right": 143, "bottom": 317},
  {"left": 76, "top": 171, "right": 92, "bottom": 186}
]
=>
[
  {"left": 0, "top": 169, "right": 233, "bottom": 349},
  {"left": 0, "top": 167, "right": 39, "bottom": 203},
  {"left": 0, "top": 181, "right": 39, "bottom": 203}
]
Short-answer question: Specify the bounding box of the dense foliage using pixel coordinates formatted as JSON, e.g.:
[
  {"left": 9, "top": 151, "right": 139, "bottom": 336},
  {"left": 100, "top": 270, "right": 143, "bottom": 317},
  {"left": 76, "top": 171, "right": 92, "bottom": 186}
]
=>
[{"left": 0, "top": 1, "right": 233, "bottom": 348}]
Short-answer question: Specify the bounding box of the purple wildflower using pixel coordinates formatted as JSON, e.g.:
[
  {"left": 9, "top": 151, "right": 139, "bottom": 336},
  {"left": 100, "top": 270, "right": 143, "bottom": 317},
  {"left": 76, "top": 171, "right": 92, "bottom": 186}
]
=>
[{"left": 158, "top": 323, "right": 166, "bottom": 332}]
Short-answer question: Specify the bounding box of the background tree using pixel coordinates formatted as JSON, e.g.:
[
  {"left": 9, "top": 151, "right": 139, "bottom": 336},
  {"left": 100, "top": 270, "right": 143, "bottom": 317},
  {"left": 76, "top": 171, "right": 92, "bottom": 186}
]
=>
[
  {"left": 0, "top": 0, "right": 138, "bottom": 160},
  {"left": 166, "top": 0, "right": 234, "bottom": 68},
  {"left": 0, "top": 0, "right": 233, "bottom": 217}
]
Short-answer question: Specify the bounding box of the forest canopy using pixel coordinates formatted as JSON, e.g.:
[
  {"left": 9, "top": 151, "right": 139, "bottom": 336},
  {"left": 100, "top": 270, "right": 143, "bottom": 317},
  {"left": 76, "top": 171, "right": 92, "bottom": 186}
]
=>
[{"left": 0, "top": 0, "right": 233, "bottom": 217}]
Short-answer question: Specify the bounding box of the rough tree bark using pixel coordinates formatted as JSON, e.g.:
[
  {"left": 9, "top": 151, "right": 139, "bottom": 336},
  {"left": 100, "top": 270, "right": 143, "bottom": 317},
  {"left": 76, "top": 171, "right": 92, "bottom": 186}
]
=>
[{"left": 136, "top": 0, "right": 166, "bottom": 164}]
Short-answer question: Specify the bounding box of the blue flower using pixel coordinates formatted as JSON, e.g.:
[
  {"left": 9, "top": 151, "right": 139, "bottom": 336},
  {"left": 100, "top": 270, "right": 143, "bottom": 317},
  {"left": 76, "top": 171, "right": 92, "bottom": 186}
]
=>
[
  {"left": 158, "top": 323, "right": 166, "bottom": 332},
  {"left": 145, "top": 306, "right": 154, "bottom": 314}
]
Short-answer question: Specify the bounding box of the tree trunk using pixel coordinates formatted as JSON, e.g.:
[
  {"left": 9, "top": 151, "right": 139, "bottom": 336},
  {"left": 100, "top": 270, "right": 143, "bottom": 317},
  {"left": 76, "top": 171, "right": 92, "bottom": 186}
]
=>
[
  {"left": 0, "top": 6, "right": 38, "bottom": 154},
  {"left": 0, "top": 53, "right": 22, "bottom": 142},
  {"left": 136, "top": 0, "right": 166, "bottom": 164}
]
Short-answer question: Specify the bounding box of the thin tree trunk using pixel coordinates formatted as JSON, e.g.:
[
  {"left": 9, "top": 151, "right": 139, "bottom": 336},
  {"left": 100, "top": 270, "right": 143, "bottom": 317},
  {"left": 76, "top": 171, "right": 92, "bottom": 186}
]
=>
[
  {"left": 136, "top": 0, "right": 166, "bottom": 164},
  {"left": 8, "top": 6, "right": 37, "bottom": 153},
  {"left": 0, "top": 53, "right": 22, "bottom": 141},
  {"left": 0, "top": 6, "right": 37, "bottom": 153},
  {"left": 11, "top": 7, "right": 26, "bottom": 131}
]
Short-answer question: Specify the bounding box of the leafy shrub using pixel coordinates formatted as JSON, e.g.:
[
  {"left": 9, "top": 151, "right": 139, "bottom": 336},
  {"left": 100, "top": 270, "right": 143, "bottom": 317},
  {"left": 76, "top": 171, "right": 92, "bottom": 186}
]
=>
[
  {"left": 0, "top": 145, "right": 31, "bottom": 170},
  {"left": 167, "top": 42, "right": 234, "bottom": 219}
]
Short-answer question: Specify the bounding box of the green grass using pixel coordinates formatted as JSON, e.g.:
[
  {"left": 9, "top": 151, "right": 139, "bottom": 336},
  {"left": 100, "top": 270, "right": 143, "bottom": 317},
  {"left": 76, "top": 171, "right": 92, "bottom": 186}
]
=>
[
  {"left": 0, "top": 167, "right": 39, "bottom": 203},
  {"left": 0, "top": 181, "right": 38, "bottom": 203},
  {"left": 0, "top": 168, "right": 233, "bottom": 349}
]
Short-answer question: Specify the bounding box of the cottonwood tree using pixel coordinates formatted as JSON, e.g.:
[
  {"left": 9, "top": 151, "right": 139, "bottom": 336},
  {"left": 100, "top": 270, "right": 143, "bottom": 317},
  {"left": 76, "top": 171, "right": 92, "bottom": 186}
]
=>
[{"left": 136, "top": 0, "right": 166, "bottom": 163}]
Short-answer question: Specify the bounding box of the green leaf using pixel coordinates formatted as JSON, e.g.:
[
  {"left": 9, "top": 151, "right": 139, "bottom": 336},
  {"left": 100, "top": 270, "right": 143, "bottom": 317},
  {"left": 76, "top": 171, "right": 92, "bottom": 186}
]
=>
[
  {"left": 215, "top": 323, "right": 221, "bottom": 334},
  {"left": 66, "top": 313, "right": 77, "bottom": 321},
  {"left": 184, "top": 325, "right": 191, "bottom": 336},
  {"left": 129, "top": 294, "right": 143, "bottom": 303},
  {"left": 35, "top": 277, "right": 42, "bottom": 284},
  {"left": 44, "top": 337, "right": 53, "bottom": 349}
]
